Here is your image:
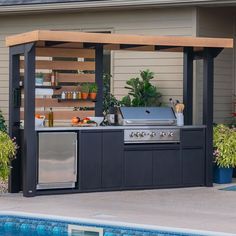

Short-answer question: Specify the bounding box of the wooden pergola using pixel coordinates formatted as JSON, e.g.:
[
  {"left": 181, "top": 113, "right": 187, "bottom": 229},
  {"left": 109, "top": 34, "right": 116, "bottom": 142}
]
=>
[{"left": 6, "top": 30, "right": 233, "bottom": 197}]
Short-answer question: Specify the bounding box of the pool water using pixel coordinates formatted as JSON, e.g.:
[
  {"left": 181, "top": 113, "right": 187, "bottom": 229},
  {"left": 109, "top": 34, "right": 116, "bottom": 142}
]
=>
[{"left": 0, "top": 213, "right": 231, "bottom": 236}]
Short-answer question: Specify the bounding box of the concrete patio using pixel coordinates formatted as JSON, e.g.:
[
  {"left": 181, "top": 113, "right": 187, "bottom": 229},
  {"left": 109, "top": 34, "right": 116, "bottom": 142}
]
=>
[{"left": 0, "top": 184, "right": 236, "bottom": 235}]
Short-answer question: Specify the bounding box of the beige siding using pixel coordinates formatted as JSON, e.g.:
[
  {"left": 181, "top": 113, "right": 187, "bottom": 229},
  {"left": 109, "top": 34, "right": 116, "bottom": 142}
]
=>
[
  {"left": 196, "top": 8, "right": 234, "bottom": 124},
  {"left": 0, "top": 7, "right": 196, "bottom": 123}
]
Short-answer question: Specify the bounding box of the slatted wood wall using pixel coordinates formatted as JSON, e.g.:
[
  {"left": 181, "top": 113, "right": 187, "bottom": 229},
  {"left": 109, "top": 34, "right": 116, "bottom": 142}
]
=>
[{"left": 20, "top": 47, "right": 96, "bottom": 126}]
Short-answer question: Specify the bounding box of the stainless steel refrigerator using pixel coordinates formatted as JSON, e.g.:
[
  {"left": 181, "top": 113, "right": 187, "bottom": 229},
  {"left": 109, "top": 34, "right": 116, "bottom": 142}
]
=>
[{"left": 37, "top": 132, "right": 77, "bottom": 190}]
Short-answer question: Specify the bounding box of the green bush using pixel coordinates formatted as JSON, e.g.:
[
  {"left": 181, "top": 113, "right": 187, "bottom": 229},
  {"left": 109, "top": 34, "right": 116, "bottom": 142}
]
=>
[
  {"left": 0, "top": 110, "right": 7, "bottom": 133},
  {"left": 0, "top": 131, "right": 17, "bottom": 180},
  {"left": 103, "top": 74, "right": 120, "bottom": 116},
  {"left": 120, "top": 70, "right": 162, "bottom": 107},
  {"left": 213, "top": 124, "right": 236, "bottom": 168}
]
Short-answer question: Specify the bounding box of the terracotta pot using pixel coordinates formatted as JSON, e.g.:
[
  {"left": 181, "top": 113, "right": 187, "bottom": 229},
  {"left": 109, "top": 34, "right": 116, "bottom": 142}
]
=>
[
  {"left": 81, "top": 92, "right": 89, "bottom": 100},
  {"left": 89, "top": 92, "right": 97, "bottom": 100}
]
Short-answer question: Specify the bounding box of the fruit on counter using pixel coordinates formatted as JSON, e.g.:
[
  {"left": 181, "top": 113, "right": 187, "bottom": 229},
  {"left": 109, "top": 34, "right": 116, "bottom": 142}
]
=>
[
  {"left": 71, "top": 117, "right": 80, "bottom": 124},
  {"left": 35, "top": 114, "right": 45, "bottom": 119}
]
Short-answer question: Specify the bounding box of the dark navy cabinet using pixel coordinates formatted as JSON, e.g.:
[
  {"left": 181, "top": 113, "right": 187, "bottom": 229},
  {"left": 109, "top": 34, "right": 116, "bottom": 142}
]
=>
[
  {"left": 124, "top": 150, "right": 153, "bottom": 187},
  {"left": 182, "top": 149, "right": 205, "bottom": 185},
  {"left": 80, "top": 131, "right": 102, "bottom": 190},
  {"left": 80, "top": 130, "right": 123, "bottom": 190},
  {"left": 79, "top": 127, "right": 206, "bottom": 192},
  {"left": 102, "top": 130, "right": 123, "bottom": 188},
  {"left": 181, "top": 129, "right": 205, "bottom": 186},
  {"left": 153, "top": 149, "right": 181, "bottom": 186}
]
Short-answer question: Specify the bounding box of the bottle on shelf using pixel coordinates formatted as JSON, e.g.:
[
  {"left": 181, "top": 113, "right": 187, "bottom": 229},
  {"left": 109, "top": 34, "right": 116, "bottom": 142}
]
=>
[
  {"left": 51, "top": 72, "right": 55, "bottom": 86},
  {"left": 48, "top": 107, "right": 54, "bottom": 127},
  {"left": 73, "top": 91, "right": 77, "bottom": 99},
  {"left": 78, "top": 91, "right": 82, "bottom": 99},
  {"left": 61, "top": 91, "right": 66, "bottom": 100}
]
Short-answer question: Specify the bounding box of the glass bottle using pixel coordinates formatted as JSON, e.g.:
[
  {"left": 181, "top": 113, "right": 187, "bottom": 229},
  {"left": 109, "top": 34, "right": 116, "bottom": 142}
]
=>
[{"left": 48, "top": 108, "right": 54, "bottom": 127}]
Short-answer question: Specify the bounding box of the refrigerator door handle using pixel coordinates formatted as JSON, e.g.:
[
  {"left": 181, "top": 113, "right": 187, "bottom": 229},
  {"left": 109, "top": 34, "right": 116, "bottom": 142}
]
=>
[{"left": 73, "top": 138, "right": 77, "bottom": 176}]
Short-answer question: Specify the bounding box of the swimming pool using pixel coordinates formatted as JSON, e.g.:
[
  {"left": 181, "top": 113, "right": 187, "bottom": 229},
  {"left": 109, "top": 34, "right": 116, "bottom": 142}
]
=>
[{"left": 0, "top": 212, "right": 234, "bottom": 236}]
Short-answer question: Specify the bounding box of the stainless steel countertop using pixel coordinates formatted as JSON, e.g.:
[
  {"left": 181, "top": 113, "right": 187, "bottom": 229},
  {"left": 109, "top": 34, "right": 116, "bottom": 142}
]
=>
[{"left": 34, "top": 125, "right": 206, "bottom": 131}]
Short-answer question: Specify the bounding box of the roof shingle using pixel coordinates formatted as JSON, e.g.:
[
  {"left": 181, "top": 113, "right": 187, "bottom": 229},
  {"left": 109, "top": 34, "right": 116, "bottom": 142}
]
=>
[{"left": 0, "top": 0, "right": 97, "bottom": 6}]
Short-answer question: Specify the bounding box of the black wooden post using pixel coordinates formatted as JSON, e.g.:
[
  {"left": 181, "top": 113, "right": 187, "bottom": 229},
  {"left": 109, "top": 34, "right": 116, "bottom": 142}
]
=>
[
  {"left": 203, "top": 48, "right": 214, "bottom": 187},
  {"left": 95, "top": 44, "right": 104, "bottom": 116},
  {"left": 23, "top": 43, "right": 37, "bottom": 197},
  {"left": 8, "top": 45, "right": 25, "bottom": 193},
  {"left": 183, "top": 47, "right": 194, "bottom": 125}
]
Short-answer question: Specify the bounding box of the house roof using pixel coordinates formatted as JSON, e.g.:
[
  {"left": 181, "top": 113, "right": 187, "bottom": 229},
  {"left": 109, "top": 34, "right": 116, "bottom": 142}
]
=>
[
  {"left": 0, "top": 0, "right": 95, "bottom": 6},
  {"left": 1, "top": 0, "right": 236, "bottom": 15},
  {"left": 5, "top": 30, "right": 233, "bottom": 52},
  {"left": 1, "top": 0, "right": 236, "bottom": 7}
]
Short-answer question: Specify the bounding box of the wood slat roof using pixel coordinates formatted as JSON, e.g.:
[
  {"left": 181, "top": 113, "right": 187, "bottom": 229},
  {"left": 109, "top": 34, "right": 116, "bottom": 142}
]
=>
[{"left": 5, "top": 30, "right": 234, "bottom": 51}]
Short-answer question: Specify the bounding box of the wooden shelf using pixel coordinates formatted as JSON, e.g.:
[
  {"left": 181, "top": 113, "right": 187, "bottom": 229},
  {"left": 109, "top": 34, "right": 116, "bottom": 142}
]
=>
[{"left": 20, "top": 85, "right": 62, "bottom": 90}]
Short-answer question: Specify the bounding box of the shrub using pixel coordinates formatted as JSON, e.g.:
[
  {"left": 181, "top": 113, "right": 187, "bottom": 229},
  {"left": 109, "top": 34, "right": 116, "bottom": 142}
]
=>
[
  {"left": 0, "top": 131, "right": 17, "bottom": 180},
  {"left": 213, "top": 124, "right": 236, "bottom": 168},
  {"left": 0, "top": 110, "right": 7, "bottom": 133}
]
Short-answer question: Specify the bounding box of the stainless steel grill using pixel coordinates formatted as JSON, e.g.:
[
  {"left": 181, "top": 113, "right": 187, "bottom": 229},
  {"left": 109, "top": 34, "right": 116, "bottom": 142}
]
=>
[
  {"left": 118, "top": 107, "right": 180, "bottom": 144},
  {"left": 118, "top": 107, "right": 177, "bottom": 126}
]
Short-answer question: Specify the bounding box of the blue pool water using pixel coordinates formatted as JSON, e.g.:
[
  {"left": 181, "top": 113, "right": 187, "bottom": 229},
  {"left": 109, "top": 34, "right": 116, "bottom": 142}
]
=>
[{"left": 0, "top": 213, "right": 231, "bottom": 236}]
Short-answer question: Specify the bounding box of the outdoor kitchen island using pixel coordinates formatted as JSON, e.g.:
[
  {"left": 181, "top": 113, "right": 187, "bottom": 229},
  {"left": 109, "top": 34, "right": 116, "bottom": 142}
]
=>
[
  {"left": 35, "top": 125, "right": 206, "bottom": 196},
  {"left": 6, "top": 30, "right": 233, "bottom": 197}
]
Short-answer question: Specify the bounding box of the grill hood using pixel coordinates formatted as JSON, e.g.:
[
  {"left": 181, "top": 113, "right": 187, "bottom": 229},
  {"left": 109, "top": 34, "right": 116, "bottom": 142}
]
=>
[{"left": 118, "top": 107, "right": 177, "bottom": 126}]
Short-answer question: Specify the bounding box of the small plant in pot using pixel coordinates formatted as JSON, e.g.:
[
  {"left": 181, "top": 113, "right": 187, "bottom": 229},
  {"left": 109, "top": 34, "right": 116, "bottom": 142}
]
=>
[
  {"left": 89, "top": 83, "right": 98, "bottom": 100},
  {"left": 81, "top": 83, "right": 90, "bottom": 100},
  {"left": 213, "top": 124, "right": 236, "bottom": 184},
  {"left": 0, "top": 131, "right": 17, "bottom": 181}
]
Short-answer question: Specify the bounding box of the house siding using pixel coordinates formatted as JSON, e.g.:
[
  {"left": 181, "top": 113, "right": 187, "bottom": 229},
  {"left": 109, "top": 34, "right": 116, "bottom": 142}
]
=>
[
  {"left": 0, "top": 7, "right": 196, "bottom": 122},
  {"left": 196, "top": 8, "right": 234, "bottom": 124}
]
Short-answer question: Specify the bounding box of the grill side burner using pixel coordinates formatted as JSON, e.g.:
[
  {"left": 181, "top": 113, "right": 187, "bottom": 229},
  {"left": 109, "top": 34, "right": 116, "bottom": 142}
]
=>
[{"left": 124, "top": 128, "right": 180, "bottom": 144}]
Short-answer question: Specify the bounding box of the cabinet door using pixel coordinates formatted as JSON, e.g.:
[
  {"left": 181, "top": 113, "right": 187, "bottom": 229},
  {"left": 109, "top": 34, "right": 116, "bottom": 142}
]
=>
[
  {"left": 102, "top": 131, "right": 123, "bottom": 188},
  {"left": 80, "top": 131, "right": 102, "bottom": 190},
  {"left": 153, "top": 149, "right": 181, "bottom": 186},
  {"left": 124, "top": 150, "right": 152, "bottom": 187},
  {"left": 182, "top": 149, "right": 205, "bottom": 185}
]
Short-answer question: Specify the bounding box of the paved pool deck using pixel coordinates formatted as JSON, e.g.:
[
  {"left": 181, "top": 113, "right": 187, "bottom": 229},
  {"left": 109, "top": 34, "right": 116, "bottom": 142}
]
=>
[{"left": 0, "top": 183, "right": 236, "bottom": 235}]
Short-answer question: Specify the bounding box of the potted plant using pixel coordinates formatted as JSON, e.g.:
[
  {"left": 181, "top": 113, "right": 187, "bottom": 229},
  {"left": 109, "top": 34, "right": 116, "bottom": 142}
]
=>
[
  {"left": 81, "top": 83, "right": 90, "bottom": 99},
  {"left": 89, "top": 83, "right": 98, "bottom": 100},
  {"left": 120, "top": 69, "right": 162, "bottom": 107},
  {"left": 0, "top": 131, "right": 17, "bottom": 181},
  {"left": 213, "top": 124, "right": 236, "bottom": 184}
]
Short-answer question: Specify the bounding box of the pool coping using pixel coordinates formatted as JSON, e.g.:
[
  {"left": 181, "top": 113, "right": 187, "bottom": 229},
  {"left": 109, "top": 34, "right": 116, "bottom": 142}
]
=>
[{"left": 0, "top": 211, "right": 235, "bottom": 236}]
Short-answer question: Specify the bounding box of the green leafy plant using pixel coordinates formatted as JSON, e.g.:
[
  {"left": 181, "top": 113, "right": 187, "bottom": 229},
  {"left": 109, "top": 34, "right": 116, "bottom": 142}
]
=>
[
  {"left": 120, "top": 70, "right": 162, "bottom": 107},
  {"left": 35, "top": 72, "right": 44, "bottom": 78},
  {"left": 0, "top": 131, "right": 17, "bottom": 180},
  {"left": 103, "top": 74, "right": 120, "bottom": 116},
  {"left": 81, "top": 83, "right": 90, "bottom": 93},
  {"left": 213, "top": 124, "right": 236, "bottom": 168},
  {"left": 0, "top": 110, "right": 7, "bottom": 133},
  {"left": 89, "top": 83, "right": 98, "bottom": 93}
]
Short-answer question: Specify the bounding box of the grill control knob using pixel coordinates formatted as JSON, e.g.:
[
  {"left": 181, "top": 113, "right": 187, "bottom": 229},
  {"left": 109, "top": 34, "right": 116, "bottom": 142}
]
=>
[
  {"left": 150, "top": 132, "right": 156, "bottom": 137},
  {"left": 135, "top": 132, "right": 140, "bottom": 137},
  {"left": 168, "top": 132, "right": 174, "bottom": 137},
  {"left": 160, "top": 132, "right": 166, "bottom": 137},
  {"left": 129, "top": 132, "right": 134, "bottom": 138},
  {"left": 140, "top": 132, "right": 146, "bottom": 137}
]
